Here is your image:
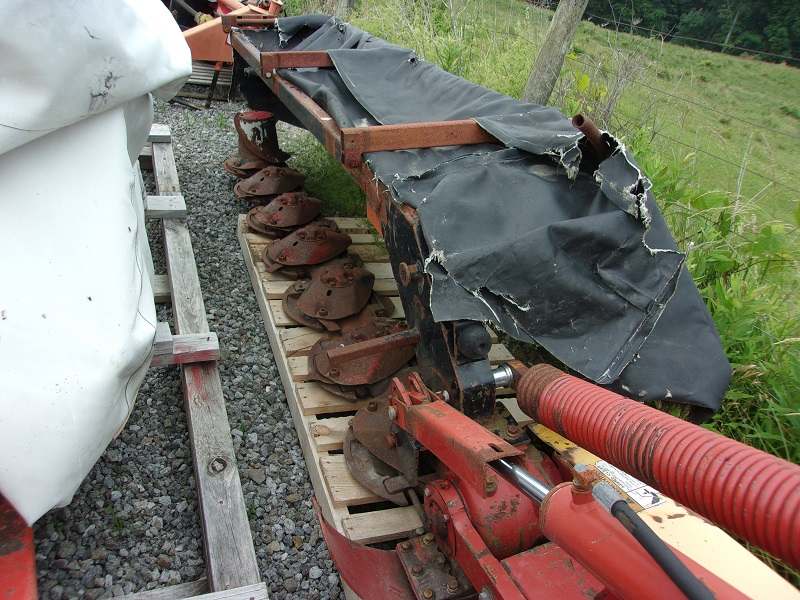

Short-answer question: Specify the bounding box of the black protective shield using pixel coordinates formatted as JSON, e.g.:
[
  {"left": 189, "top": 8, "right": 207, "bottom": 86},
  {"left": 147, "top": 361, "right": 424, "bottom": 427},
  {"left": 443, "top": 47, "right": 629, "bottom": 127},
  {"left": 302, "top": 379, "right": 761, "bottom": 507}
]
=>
[{"left": 239, "top": 16, "right": 731, "bottom": 414}]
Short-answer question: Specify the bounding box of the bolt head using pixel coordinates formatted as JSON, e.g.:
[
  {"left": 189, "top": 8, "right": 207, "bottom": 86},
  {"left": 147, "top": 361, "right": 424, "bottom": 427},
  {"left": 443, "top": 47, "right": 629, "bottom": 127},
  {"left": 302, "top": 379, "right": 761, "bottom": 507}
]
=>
[
  {"left": 411, "top": 564, "right": 423, "bottom": 576},
  {"left": 422, "top": 590, "right": 435, "bottom": 600},
  {"left": 446, "top": 578, "right": 459, "bottom": 593},
  {"left": 422, "top": 533, "right": 434, "bottom": 545},
  {"left": 400, "top": 540, "right": 412, "bottom": 553},
  {"left": 388, "top": 407, "right": 397, "bottom": 420},
  {"left": 366, "top": 401, "right": 378, "bottom": 412}
]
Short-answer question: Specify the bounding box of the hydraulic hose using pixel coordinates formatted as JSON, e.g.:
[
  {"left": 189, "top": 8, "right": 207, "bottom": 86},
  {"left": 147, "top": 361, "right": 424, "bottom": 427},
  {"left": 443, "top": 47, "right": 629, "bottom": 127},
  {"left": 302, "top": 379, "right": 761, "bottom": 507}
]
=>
[{"left": 515, "top": 364, "right": 800, "bottom": 570}]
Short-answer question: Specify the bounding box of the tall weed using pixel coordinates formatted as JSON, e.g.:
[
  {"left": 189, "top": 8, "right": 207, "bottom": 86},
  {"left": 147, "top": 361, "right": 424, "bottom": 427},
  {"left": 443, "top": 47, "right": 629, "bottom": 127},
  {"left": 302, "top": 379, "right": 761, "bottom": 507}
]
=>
[{"left": 629, "top": 133, "right": 800, "bottom": 464}]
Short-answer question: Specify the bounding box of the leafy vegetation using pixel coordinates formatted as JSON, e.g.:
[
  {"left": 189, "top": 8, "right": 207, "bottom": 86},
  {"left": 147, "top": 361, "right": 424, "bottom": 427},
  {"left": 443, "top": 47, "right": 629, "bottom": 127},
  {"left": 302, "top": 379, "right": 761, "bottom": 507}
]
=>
[{"left": 585, "top": 0, "right": 800, "bottom": 64}]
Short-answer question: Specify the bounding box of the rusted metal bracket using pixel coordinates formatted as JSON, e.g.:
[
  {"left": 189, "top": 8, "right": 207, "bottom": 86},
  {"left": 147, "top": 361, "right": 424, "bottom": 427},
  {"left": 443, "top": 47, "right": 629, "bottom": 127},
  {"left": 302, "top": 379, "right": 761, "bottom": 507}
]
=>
[
  {"left": 340, "top": 122, "right": 497, "bottom": 168},
  {"left": 389, "top": 373, "right": 522, "bottom": 498},
  {"left": 261, "top": 51, "right": 334, "bottom": 76},
  {"left": 221, "top": 14, "right": 277, "bottom": 34},
  {"left": 254, "top": 48, "right": 500, "bottom": 165}
]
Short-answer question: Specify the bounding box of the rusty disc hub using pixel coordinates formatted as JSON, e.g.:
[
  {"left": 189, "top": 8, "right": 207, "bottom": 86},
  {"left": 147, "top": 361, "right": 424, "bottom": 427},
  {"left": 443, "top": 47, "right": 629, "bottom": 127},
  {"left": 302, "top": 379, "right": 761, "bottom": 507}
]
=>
[
  {"left": 233, "top": 166, "right": 306, "bottom": 200},
  {"left": 264, "top": 225, "right": 352, "bottom": 272},
  {"left": 307, "top": 319, "right": 418, "bottom": 386},
  {"left": 223, "top": 155, "right": 275, "bottom": 178},
  {"left": 343, "top": 425, "right": 411, "bottom": 506},
  {"left": 252, "top": 192, "right": 323, "bottom": 230},
  {"left": 296, "top": 265, "right": 375, "bottom": 321}
]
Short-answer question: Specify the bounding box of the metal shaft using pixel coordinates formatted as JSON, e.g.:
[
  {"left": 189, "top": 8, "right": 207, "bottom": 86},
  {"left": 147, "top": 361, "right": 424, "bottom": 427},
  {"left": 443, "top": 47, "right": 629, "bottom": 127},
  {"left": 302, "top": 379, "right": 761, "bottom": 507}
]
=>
[{"left": 493, "top": 458, "right": 551, "bottom": 504}]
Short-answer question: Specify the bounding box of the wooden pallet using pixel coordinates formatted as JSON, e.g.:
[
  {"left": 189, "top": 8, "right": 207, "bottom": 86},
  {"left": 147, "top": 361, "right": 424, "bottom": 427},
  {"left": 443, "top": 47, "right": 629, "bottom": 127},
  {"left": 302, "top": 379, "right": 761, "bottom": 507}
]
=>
[{"left": 236, "top": 215, "right": 529, "bottom": 597}]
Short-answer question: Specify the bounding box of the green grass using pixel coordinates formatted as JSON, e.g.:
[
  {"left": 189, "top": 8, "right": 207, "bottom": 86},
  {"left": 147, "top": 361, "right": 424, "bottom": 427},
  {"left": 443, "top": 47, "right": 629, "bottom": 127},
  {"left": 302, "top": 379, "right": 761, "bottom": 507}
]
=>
[{"left": 278, "top": 125, "right": 366, "bottom": 217}]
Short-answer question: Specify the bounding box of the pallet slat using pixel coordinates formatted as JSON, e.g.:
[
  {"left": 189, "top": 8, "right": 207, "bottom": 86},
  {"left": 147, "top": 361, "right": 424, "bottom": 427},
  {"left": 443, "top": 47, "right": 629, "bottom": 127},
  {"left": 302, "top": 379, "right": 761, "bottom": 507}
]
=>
[
  {"left": 320, "top": 455, "right": 383, "bottom": 508},
  {"left": 342, "top": 507, "right": 423, "bottom": 545}
]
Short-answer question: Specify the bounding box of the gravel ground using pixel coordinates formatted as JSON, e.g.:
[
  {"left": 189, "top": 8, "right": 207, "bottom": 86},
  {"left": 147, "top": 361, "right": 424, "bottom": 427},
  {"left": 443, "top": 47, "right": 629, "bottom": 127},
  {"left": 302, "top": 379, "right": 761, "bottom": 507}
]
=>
[{"left": 34, "top": 94, "right": 345, "bottom": 599}]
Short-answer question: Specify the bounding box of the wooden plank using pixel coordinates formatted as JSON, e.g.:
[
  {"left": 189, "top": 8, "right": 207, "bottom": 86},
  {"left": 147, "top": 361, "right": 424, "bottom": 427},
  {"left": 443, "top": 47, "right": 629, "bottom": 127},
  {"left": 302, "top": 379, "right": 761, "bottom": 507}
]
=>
[
  {"left": 488, "top": 344, "right": 515, "bottom": 363},
  {"left": 122, "top": 578, "right": 208, "bottom": 599},
  {"left": 134, "top": 161, "right": 147, "bottom": 202},
  {"left": 123, "top": 579, "right": 266, "bottom": 600},
  {"left": 269, "top": 300, "right": 297, "bottom": 327},
  {"left": 319, "top": 455, "right": 383, "bottom": 508},
  {"left": 295, "top": 382, "right": 370, "bottom": 416},
  {"left": 152, "top": 142, "right": 181, "bottom": 196},
  {"left": 348, "top": 244, "right": 391, "bottom": 263},
  {"left": 151, "top": 332, "right": 221, "bottom": 367},
  {"left": 148, "top": 124, "right": 172, "bottom": 144},
  {"left": 158, "top": 144, "right": 259, "bottom": 590},
  {"left": 333, "top": 218, "right": 371, "bottom": 233},
  {"left": 342, "top": 507, "right": 423, "bottom": 545},
  {"left": 498, "top": 397, "right": 535, "bottom": 428},
  {"left": 139, "top": 145, "right": 153, "bottom": 171},
  {"left": 187, "top": 582, "right": 268, "bottom": 600},
  {"left": 154, "top": 274, "right": 171, "bottom": 304},
  {"left": 279, "top": 327, "right": 322, "bottom": 356},
  {"left": 309, "top": 416, "right": 352, "bottom": 452},
  {"left": 165, "top": 219, "right": 208, "bottom": 333},
  {"left": 145, "top": 195, "right": 187, "bottom": 219}
]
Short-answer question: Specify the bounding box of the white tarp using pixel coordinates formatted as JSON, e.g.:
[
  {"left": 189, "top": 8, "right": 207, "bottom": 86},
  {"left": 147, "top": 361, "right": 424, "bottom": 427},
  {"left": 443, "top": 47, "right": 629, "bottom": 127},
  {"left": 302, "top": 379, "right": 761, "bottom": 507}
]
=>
[{"left": 0, "top": 0, "right": 191, "bottom": 524}]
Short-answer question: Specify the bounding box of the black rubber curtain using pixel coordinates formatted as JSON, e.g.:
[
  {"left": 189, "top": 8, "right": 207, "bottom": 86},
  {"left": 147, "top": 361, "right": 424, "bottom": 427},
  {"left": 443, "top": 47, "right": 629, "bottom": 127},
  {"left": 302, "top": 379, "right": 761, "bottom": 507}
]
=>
[{"left": 239, "top": 16, "right": 731, "bottom": 416}]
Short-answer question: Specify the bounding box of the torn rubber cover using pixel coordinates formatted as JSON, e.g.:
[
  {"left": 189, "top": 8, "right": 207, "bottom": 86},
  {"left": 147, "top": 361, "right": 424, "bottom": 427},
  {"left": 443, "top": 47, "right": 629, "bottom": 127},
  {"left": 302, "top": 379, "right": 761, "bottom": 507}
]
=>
[{"left": 238, "top": 17, "right": 731, "bottom": 414}]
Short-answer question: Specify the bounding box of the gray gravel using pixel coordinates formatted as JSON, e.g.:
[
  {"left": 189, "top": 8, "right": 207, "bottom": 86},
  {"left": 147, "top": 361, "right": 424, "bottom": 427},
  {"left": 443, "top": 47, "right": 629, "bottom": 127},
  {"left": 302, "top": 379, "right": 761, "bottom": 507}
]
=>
[{"left": 34, "top": 95, "right": 345, "bottom": 599}]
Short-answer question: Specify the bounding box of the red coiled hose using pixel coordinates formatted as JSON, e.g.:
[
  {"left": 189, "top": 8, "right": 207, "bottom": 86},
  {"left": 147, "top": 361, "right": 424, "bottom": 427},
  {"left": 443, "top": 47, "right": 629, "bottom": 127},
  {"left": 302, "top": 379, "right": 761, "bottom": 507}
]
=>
[{"left": 516, "top": 364, "right": 800, "bottom": 570}]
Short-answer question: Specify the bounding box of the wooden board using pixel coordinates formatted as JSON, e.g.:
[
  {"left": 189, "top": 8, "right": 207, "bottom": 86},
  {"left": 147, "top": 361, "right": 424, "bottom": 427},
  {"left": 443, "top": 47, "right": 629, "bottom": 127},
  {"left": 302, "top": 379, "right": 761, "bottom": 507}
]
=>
[
  {"left": 236, "top": 214, "right": 522, "bottom": 599},
  {"left": 148, "top": 129, "right": 261, "bottom": 592}
]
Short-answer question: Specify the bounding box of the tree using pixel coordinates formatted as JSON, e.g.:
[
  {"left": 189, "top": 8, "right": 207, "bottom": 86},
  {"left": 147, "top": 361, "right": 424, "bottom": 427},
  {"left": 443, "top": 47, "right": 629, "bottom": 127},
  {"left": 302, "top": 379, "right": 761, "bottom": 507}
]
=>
[
  {"left": 335, "top": 0, "right": 355, "bottom": 16},
  {"left": 521, "top": 0, "right": 590, "bottom": 106}
]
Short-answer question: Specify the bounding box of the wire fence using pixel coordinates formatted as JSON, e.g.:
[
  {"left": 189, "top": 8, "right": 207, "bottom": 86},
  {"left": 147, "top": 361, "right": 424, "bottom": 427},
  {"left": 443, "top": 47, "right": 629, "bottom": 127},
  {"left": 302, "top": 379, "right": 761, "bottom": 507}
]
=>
[{"left": 562, "top": 52, "right": 800, "bottom": 205}]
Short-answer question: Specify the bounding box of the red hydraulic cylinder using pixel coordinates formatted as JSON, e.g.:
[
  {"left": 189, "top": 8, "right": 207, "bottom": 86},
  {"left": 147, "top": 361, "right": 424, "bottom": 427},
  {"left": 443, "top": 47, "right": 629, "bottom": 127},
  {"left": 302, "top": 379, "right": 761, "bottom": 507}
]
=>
[
  {"left": 539, "top": 483, "right": 749, "bottom": 600},
  {"left": 516, "top": 364, "right": 800, "bottom": 570}
]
